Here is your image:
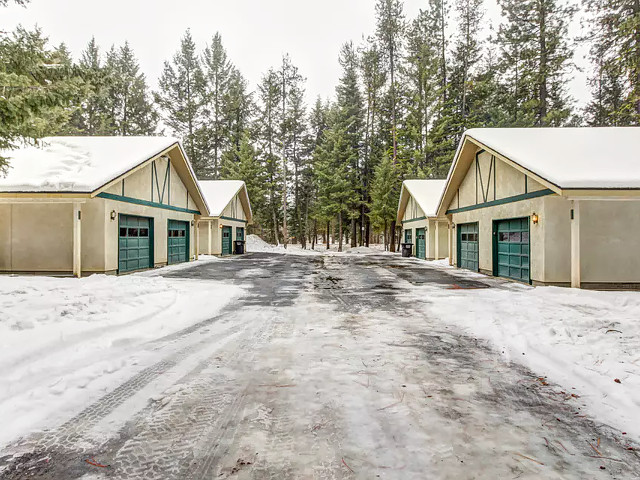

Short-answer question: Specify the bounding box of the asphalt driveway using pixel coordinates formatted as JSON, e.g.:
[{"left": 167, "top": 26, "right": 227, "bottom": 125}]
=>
[{"left": 1, "top": 252, "right": 638, "bottom": 479}]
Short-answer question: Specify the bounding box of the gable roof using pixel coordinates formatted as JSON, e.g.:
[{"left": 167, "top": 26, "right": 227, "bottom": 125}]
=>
[
  {"left": 461, "top": 127, "right": 640, "bottom": 189},
  {"left": 397, "top": 179, "right": 447, "bottom": 223},
  {"left": 436, "top": 127, "right": 640, "bottom": 216},
  {"left": 0, "top": 136, "right": 210, "bottom": 215},
  {"left": 198, "top": 180, "right": 252, "bottom": 223},
  {"left": 0, "top": 136, "right": 178, "bottom": 192}
]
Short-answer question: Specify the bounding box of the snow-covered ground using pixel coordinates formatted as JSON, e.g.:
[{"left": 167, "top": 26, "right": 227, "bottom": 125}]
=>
[
  {"left": 408, "top": 259, "right": 640, "bottom": 442},
  {"left": 0, "top": 260, "right": 243, "bottom": 448}
]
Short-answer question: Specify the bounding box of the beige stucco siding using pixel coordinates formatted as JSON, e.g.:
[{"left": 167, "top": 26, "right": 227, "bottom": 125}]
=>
[
  {"left": 454, "top": 150, "right": 549, "bottom": 211},
  {"left": 105, "top": 158, "right": 198, "bottom": 214},
  {"left": 0, "top": 203, "right": 74, "bottom": 272},
  {"left": 580, "top": 200, "right": 640, "bottom": 283},
  {"left": 402, "top": 197, "right": 425, "bottom": 222},
  {"left": 81, "top": 199, "right": 106, "bottom": 272},
  {"left": 221, "top": 195, "right": 247, "bottom": 221}
]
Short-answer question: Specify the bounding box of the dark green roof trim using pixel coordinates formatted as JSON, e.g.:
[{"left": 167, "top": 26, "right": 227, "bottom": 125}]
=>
[
  {"left": 446, "top": 188, "right": 554, "bottom": 215},
  {"left": 402, "top": 216, "right": 427, "bottom": 224},
  {"left": 220, "top": 215, "right": 248, "bottom": 224},
  {"left": 97, "top": 192, "right": 200, "bottom": 215}
]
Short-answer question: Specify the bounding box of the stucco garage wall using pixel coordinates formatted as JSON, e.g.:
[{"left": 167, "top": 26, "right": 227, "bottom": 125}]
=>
[
  {"left": 541, "top": 196, "right": 571, "bottom": 284},
  {"left": 81, "top": 199, "right": 106, "bottom": 272},
  {"left": 0, "top": 205, "right": 11, "bottom": 269},
  {"left": 451, "top": 196, "right": 548, "bottom": 282},
  {"left": 197, "top": 219, "right": 215, "bottom": 255},
  {"left": 0, "top": 203, "right": 73, "bottom": 272},
  {"left": 580, "top": 200, "right": 640, "bottom": 284}
]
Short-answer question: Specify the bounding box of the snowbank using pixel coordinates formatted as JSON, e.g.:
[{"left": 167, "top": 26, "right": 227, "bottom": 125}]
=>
[
  {"left": 0, "top": 272, "right": 243, "bottom": 447},
  {"left": 246, "top": 234, "right": 397, "bottom": 256},
  {"left": 410, "top": 274, "right": 640, "bottom": 440},
  {"left": 246, "top": 234, "right": 284, "bottom": 253}
]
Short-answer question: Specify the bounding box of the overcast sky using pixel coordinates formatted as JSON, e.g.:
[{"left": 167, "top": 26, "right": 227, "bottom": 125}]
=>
[{"left": 3, "top": 0, "right": 589, "bottom": 107}]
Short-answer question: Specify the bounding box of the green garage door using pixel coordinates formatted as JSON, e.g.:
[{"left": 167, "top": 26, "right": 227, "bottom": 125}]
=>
[
  {"left": 119, "top": 215, "right": 152, "bottom": 273},
  {"left": 236, "top": 227, "right": 245, "bottom": 241},
  {"left": 494, "top": 218, "right": 530, "bottom": 283},
  {"left": 168, "top": 220, "right": 189, "bottom": 265},
  {"left": 222, "top": 226, "right": 232, "bottom": 255},
  {"left": 458, "top": 222, "right": 479, "bottom": 271},
  {"left": 415, "top": 228, "right": 426, "bottom": 259}
]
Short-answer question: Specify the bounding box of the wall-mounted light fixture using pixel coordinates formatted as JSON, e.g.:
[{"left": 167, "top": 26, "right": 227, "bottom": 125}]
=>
[
  {"left": 532, "top": 213, "right": 539, "bottom": 225},
  {"left": 451, "top": 223, "right": 456, "bottom": 229},
  {"left": 219, "top": 224, "right": 223, "bottom": 229},
  {"left": 110, "top": 210, "right": 117, "bottom": 221},
  {"left": 190, "top": 220, "right": 195, "bottom": 226}
]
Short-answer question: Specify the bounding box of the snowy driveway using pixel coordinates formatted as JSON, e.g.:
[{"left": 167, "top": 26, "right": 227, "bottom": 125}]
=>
[{"left": 1, "top": 252, "right": 639, "bottom": 479}]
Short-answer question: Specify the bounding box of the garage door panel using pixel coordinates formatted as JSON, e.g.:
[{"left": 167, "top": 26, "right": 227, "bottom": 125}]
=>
[
  {"left": 494, "top": 217, "right": 530, "bottom": 283},
  {"left": 119, "top": 215, "right": 152, "bottom": 273},
  {"left": 168, "top": 220, "right": 189, "bottom": 264},
  {"left": 458, "top": 222, "right": 479, "bottom": 272}
]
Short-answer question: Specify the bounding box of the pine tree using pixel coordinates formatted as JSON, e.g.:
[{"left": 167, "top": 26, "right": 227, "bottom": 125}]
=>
[
  {"left": 109, "top": 42, "right": 157, "bottom": 135},
  {"left": 222, "top": 69, "right": 253, "bottom": 172},
  {"left": 335, "top": 42, "right": 365, "bottom": 247},
  {"left": 255, "top": 68, "right": 283, "bottom": 244},
  {"left": 585, "top": 58, "right": 628, "bottom": 125},
  {"left": 155, "top": 30, "right": 207, "bottom": 175},
  {"left": 583, "top": 0, "right": 640, "bottom": 123},
  {"left": 202, "top": 33, "right": 234, "bottom": 178},
  {"left": 67, "top": 37, "right": 111, "bottom": 134},
  {"left": 359, "top": 39, "right": 386, "bottom": 246},
  {"left": 451, "top": 0, "right": 485, "bottom": 132},
  {"left": 369, "top": 152, "right": 398, "bottom": 249},
  {"left": 221, "top": 132, "right": 266, "bottom": 231},
  {"left": 376, "top": 0, "right": 405, "bottom": 163},
  {"left": 497, "top": 0, "right": 576, "bottom": 126},
  {"left": 403, "top": 10, "right": 440, "bottom": 175},
  {"left": 314, "top": 111, "right": 356, "bottom": 252},
  {"left": 0, "top": 26, "right": 84, "bottom": 172}
]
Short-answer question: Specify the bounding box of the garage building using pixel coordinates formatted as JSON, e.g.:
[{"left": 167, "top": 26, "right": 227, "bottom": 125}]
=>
[
  {"left": 0, "top": 137, "right": 209, "bottom": 276},
  {"left": 436, "top": 128, "right": 640, "bottom": 289},
  {"left": 197, "top": 180, "right": 252, "bottom": 256},
  {"left": 397, "top": 179, "right": 449, "bottom": 260}
]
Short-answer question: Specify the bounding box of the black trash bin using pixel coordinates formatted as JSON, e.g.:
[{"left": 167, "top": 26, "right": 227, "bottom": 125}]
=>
[
  {"left": 234, "top": 240, "right": 245, "bottom": 254},
  {"left": 401, "top": 243, "right": 413, "bottom": 258}
]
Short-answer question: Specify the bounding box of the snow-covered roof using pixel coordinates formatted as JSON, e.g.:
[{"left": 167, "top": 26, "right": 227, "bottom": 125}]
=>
[
  {"left": 462, "top": 127, "right": 640, "bottom": 189},
  {"left": 0, "top": 136, "right": 180, "bottom": 193},
  {"left": 397, "top": 179, "right": 447, "bottom": 222},
  {"left": 198, "top": 180, "right": 252, "bottom": 221}
]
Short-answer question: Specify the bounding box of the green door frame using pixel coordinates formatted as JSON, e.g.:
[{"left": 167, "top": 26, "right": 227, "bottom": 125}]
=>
[
  {"left": 167, "top": 219, "right": 190, "bottom": 264},
  {"left": 118, "top": 214, "right": 154, "bottom": 274}
]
